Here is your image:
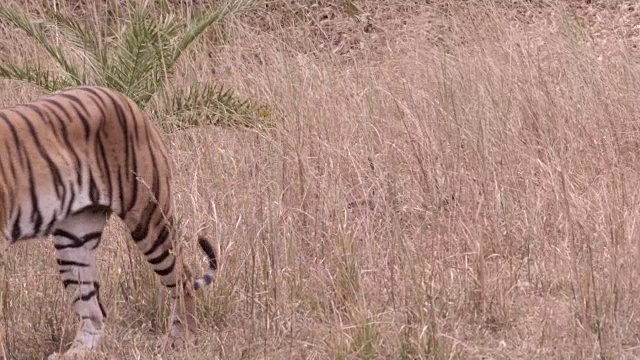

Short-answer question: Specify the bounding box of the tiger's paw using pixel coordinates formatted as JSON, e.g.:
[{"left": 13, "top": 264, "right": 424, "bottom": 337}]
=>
[
  {"left": 47, "top": 348, "right": 89, "bottom": 360},
  {"left": 165, "top": 321, "right": 196, "bottom": 351}
]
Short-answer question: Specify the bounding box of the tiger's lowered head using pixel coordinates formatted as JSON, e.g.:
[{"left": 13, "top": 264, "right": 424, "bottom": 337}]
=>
[{"left": 0, "top": 85, "right": 217, "bottom": 359}]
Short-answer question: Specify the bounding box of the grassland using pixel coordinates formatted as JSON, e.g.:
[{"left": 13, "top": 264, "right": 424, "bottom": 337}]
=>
[{"left": 3, "top": 0, "right": 640, "bottom": 358}]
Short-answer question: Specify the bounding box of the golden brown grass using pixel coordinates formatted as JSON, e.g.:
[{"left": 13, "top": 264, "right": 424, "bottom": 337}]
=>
[{"left": 4, "top": 0, "right": 640, "bottom": 358}]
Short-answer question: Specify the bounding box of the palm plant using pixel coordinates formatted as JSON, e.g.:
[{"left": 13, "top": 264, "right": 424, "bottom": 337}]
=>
[{"left": 0, "top": 0, "right": 269, "bottom": 131}]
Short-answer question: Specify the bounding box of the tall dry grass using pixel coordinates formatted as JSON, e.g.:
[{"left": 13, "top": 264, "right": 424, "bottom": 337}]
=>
[{"left": 3, "top": 0, "right": 640, "bottom": 358}]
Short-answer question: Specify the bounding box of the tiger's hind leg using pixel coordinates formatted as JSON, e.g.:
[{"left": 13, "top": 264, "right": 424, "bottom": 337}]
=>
[
  {"left": 121, "top": 203, "right": 197, "bottom": 351},
  {"left": 47, "top": 206, "right": 109, "bottom": 360}
]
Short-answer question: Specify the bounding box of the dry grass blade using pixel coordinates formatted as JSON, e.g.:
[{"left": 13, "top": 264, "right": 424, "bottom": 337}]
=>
[
  {"left": 172, "top": 0, "right": 258, "bottom": 64},
  {"left": 2, "top": 0, "right": 640, "bottom": 359}
]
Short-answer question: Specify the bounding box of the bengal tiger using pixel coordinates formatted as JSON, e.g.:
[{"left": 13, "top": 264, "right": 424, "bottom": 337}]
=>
[{"left": 0, "top": 85, "right": 217, "bottom": 359}]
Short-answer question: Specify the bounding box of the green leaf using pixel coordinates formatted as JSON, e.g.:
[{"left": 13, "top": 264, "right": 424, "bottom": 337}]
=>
[
  {"left": 0, "top": 61, "right": 75, "bottom": 91},
  {"left": 107, "top": 6, "right": 162, "bottom": 103},
  {"left": 0, "top": 7, "right": 84, "bottom": 85},
  {"left": 42, "top": 6, "right": 108, "bottom": 81},
  {"left": 157, "top": 81, "right": 271, "bottom": 131},
  {"left": 0, "top": 1, "right": 268, "bottom": 131}
]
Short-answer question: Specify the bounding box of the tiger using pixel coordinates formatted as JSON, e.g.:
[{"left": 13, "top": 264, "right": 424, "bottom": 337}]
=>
[{"left": 0, "top": 85, "right": 218, "bottom": 359}]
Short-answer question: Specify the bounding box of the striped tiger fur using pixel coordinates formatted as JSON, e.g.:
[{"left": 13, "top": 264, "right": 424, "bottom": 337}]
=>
[{"left": 0, "top": 85, "right": 217, "bottom": 359}]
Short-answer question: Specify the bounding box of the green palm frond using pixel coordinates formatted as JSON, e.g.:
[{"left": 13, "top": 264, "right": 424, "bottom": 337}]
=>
[
  {"left": 107, "top": 7, "right": 169, "bottom": 103},
  {"left": 158, "top": 82, "right": 271, "bottom": 131},
  {"left": 0, "top": 0, "right": 265, "bottom": 131},
  {"left": 0, "top": 7, "right": 84, "bottom": 85},
  {"left": 0, "top": 61, "right": 75, "bottom": 91},
  {"left": 43, "top": 6, "right": 108, "bottom": 79},
  {"left": 172, "top": 0, "right": 256, "bottom": 65}
]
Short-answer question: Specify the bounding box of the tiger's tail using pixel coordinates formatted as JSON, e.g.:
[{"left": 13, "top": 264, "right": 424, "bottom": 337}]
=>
[{"left": 194, "top": 237, "right": 217, "bottom": 290}]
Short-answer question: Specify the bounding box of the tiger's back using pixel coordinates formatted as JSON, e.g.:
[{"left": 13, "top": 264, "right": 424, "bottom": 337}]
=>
[
  {"left": 0, "top": 86, "right": 170, "bottom": 241},
  {"left": 0, "top": 86, "right": 217, "bottom": 359}
]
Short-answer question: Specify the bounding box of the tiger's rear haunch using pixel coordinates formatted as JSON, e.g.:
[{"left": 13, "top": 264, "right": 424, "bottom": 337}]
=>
[{"left": 0, "top": 86, "right": 217, "bottom": 359}]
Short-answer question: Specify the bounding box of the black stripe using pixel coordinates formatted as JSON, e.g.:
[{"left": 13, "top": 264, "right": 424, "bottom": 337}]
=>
[
  {"left": 25, "top": 103, "right": 64, "bottom": 143},
  {"left": 41, "top": 100, "right": 84, "bottom": 185},
  {"left": 0, "top": 158, "right": 10, "bottom": 193},
  {"left": 198, "top": 237, "right": 217, "bottom": 270},
  {"left": 82, "top": 231, "right": 102, "bottom": 242},
  {"left": 88, "top": 172, "right": 100, "bottom": 204},
  {"left": 95, "top": 281, "right": 107, "bottom": 318},
  {"left": 143, "top": 226, "right": 169, "bottom": 256},
  {"left": 12, "top": 111, "right": 62, "bottom": 235},
  {"left": 53, "top": 228, "right": 81, "bottom": 242},
  {"left": 52, "top": 228, "right": 84, "bottom": 250},
  {"left": 11, "top": 208, "right": 21, "bottom": 240},
  {"left": 57, "top": 94, "right": 92, "bottom": 139},
  {"left": 95, "top": 137, "right": 113, "bottom": 206},
  {"left": 88, "top": 87, "right": 138, "bottom": 214},
  {"left": 0, "top": 113, "right": 27, "bottom": 166},
  {"left": 130, "top": 201, "right": 157, "bottom": 242},
  {"left": 153, "top": 258, "right": 175, "bottom": 276},
  {"left": 117, "top": 168, "right": 125, "bottom": 217},
  {"left": 148, "top": 249, "right": 170, "bottom": 265},
  {"left": 54, "top": 242, "right": 85, "bottom": 250},
  {"left": 3, "top": 141, "right": 18, "bottom": 184},
  {"left": 72, "top": 290, "right": 97, "bottom": 303},
  {"left": 120, "top": 98, "right": 141, "bottom": 142},
  {"left": 105, "top": 91, "right": 138, "bottom": 213},
  {"left": 85, "top": 231, "right": 102, "bottom": 250},
  {"left": 43, "top": 211, "right": 58, "bottom": 235},
  {"left": 57, "top": 259, "right": 90, "bottom": 267},
  {"left": 148, "top": 138, "right": 161, "bottom": 201},
  {"left": 63, "top": 279, "right": 94, "bottom": 288},
  {"left": 128, "top": 141, "right": 139, "bottom": 213},
  {"left": 22, "top": 106, "right": 67, "bottom": 199},
  {"left": 25, "top": 153, "right": 43, "bottom": 236},
  {"left": 65, "top": 186, "right": 77, "bottom": 217}
]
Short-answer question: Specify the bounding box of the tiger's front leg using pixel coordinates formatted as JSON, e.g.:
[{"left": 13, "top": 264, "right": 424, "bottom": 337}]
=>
[{"left": 47, "top": 208, "right": 109, "bottom": 360}]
